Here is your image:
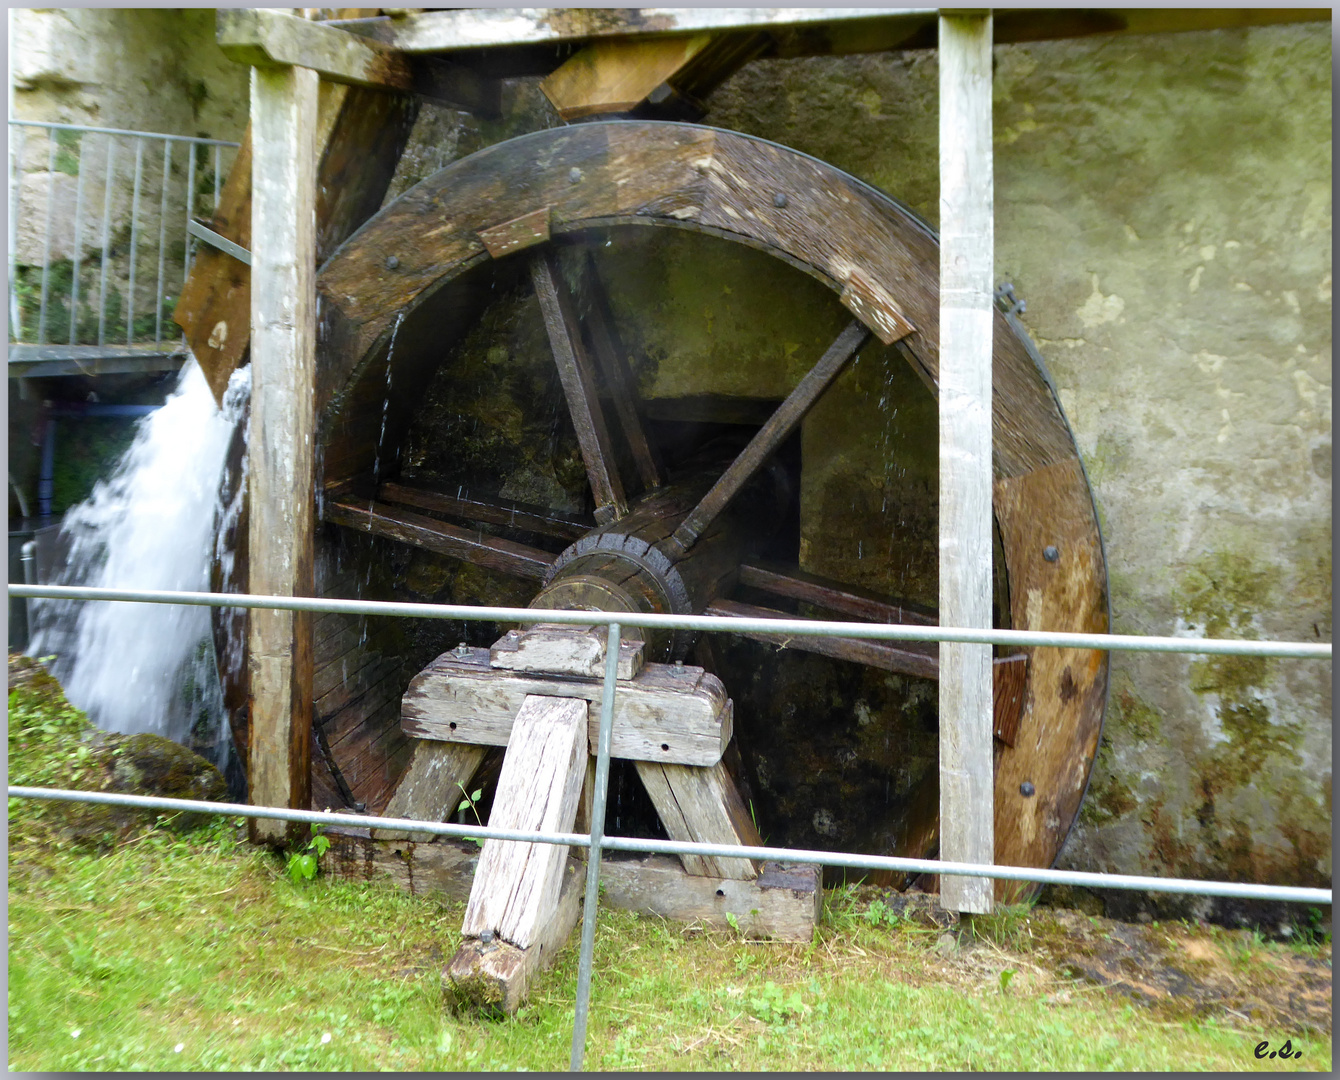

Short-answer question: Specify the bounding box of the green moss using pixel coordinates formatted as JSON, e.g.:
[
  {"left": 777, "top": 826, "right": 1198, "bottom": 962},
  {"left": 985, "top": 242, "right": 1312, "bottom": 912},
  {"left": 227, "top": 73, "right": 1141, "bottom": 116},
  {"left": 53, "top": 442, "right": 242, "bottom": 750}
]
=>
[
  {"left": 51, "top": 415, "right": 139, "bottom": 515},
  {"left": 1173, "top": 550, "right": 1279, "bottom": 640},
  {"left": 1080, "top": 764, "right": 1138, "bottom": 826}
]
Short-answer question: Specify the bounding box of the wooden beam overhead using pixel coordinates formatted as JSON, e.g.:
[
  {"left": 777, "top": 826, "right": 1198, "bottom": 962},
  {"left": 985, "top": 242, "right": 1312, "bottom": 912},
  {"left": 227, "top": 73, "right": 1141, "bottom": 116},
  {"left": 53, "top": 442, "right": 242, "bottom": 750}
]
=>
[
  {"left": 327, "top": 6, "right": 1326, "bottom": 55},
  {"left": 216, "top": 8, "right": 500, "bottom": 113},
  {"left": 330, "top": 7, "right": 935, "bottom": 51}
]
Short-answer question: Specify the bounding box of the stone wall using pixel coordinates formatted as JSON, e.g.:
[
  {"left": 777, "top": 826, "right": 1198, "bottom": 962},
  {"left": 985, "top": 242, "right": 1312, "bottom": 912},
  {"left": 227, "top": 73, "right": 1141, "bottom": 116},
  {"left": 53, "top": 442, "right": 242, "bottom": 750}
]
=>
[{"left": 700, "top": 23, "right": 1331, "bottom": 898}]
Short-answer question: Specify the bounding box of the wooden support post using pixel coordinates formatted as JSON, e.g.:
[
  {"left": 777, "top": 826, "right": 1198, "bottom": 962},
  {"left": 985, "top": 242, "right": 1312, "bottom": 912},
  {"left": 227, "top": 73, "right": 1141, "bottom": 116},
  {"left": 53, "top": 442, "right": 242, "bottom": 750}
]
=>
[
  {"left": 448, "top": 695, "right": 588, "bottom": 1013},
  {"left": 937, "top": 11, "right": 995, "bottom": 914},
  {"left": 247, "top": 63, "right": 319, "bottom": 845},
  {"left": 634, "top": 758, "right": 762, "bottom": 880},
  {"left": 371, "top": 740, "right": 487, "bottom": 842}
]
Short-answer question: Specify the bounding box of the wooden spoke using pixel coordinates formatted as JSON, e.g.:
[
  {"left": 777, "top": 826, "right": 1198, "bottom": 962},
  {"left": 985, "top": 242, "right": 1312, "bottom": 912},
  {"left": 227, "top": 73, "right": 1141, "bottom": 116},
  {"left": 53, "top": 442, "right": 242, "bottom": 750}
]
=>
[
  {"left": 662, "top": 319, "right": 871, "bottom": 559},
  {"left": 325, "top": 497, "right": 555, "bottom": 580},
  {"left": 530, "top": 250, "right": 629, "bottom": 524},
  {"left": 738, "top": 561, "right": 938, "bottom": 626},
  {"left": 378, "top": 479, "right": 592, "bottom": 541},
  {"left": 580, "top": 251, "right": 664, "bottom": 492},
  {"left": 705, "top": 599, "right": 1029, "bottom": 745},
  {"left": 705, "top": 598, "right": 939, "bottom": 679}
]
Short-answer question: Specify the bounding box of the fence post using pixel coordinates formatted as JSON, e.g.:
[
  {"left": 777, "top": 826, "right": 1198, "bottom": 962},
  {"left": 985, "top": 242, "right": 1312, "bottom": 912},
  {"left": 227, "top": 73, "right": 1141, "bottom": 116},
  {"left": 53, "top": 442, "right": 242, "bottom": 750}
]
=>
[
  {"left": 246, "top": 61, "right": 318, "bottom": 844},
  {"left": 937, "top": 10, "right": 995, "bottom": 915}
]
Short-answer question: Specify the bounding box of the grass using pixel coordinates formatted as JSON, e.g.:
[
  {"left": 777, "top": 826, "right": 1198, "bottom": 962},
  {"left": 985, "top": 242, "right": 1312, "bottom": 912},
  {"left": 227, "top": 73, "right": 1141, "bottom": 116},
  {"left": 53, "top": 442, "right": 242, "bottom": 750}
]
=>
[
  {"left": 7, "top": 825, "right": 1331, "bottom": 1072},
  {"left": 8, "top": 669, "right": 1331, "bottom": 1071}
]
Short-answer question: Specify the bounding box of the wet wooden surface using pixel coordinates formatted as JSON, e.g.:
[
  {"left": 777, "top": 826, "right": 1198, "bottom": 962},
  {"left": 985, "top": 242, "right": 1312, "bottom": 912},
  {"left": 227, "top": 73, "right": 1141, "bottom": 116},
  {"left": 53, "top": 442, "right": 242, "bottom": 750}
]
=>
[
  {"left": 378, "top": 480, "right": 591, "bottom": 541},
  {"left": 310, "top": 120, "right": 1109, "bottom": 883}
]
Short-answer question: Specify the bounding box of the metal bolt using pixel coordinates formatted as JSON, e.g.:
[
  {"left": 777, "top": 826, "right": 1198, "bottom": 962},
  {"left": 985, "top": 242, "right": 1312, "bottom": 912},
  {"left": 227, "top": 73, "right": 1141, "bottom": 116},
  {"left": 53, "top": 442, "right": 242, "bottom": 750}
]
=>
[
  {"left": 568, "top": 167, "right": 582, "bottom": 184},
  {"left": 384, "top": 255, "right": 399, "bottom": 270},
  {"left": 506, "top": 629, "right": 520, "bottom": 638},
  {"left": 480, "top": 929, "right": 494, "bottom": 944},
  {"left": 454, "top": 641, "right": 470, "bottom": 657},
  {"left": 673, "top": 660, "right": 686, "bottom": 676},
  {"left": 773, "top": 192, "right": 788, "bottom": 208},
  {"left": 1043, "top": 545, "right": 1060, "bottom": 563},
  {"left": 1020, "top": 781, "right": 1036, "bottom": 797}
]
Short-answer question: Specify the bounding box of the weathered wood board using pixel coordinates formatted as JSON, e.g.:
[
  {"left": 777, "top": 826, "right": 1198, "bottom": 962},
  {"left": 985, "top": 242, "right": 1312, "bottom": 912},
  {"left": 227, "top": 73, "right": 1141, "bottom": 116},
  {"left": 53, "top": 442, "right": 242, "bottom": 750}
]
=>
[
  {"left": 634, "top": 758, "right": 762, "bottom": 879},
  {"left": 460, "top": 695, "right": 588, "bottom": 948},
  {"left": 371, "top": 739, "right": 487, "bottom": 842},
  {"left": 321, "top": 830, "right": 818, "bottom": 941},
  {"left": 445, "top": 856, "right": 583, "bottom": 1016},
  {"left": 489, "top": 624, "right": 644, "bottom": 681},
  {"left": 601, "top": 856, "right": 819, "bottom": 941},
  {"left": 401, "top": 647, "right": 733, "bottom": 767}
]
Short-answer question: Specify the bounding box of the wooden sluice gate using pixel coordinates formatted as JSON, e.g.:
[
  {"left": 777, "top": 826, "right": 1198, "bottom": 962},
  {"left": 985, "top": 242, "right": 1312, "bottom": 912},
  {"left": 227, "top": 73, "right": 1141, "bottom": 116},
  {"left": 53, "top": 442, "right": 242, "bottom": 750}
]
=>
[{"left": 179, "top": 10, "right": 1109, "bottom": 1017}]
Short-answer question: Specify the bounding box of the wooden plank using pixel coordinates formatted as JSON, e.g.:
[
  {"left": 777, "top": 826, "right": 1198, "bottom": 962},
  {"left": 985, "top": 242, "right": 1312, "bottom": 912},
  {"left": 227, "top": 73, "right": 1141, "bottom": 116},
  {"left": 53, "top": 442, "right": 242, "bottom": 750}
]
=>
[
  {"left": 330, "top": 9, "right": 933, "bottom": 51},
  {"left": 992, "top": 655, "right": 1027, "bottom": 749},
  {"left": 601, "top": 855, "right": 819, "bottom": 941},
  {"left": 322, "top": 829, "right": 817, "bottom": 941},
  {"left": 738, "top": 561, "right": 939, "bottom": 626},
  {"left": 216, "top": 8, "right": 499, "bottom": 111},
  {"left": 937, "top": 11, "right": 994, "bottom": 916},
  {"left": 371, "top": 739, "right": 487, "bottom": 841},
  {"left": 178, "top": 79, "right": 419, "bottom": 406},
  {"left": 665, "top": 320, "right": 870, "bottom": 558},
  {"left": 324, "top": 497, "right": 555, "bottom": 580},
  {"left": 991, "top": 459, "right": 1108, "bottom": 903},
  {"left": 445, "top": 856, "right": 583, "bottom": 1016},
  {"left": 316, "top": 654, "right": 401, "bottom": 729},
  {"left": 461, "top": 696, "right": 588, "bottom": 947},
  {"left": 529, "top": 250, "right": 628, "bottom": 523},
  {"left": 634, "top": 758, "right": 761, "bottom": 879},
  {"left": 540, "top": 33, "right": 712, "bottom": 119},
  {"left": 247, "top": 62, "right": 319, "bottom": 846},
  {"left": 378, "top": 480, "right": 592, "bottom": 541},
  {"left": 581, "top": 251, "right": 663, "bottom": 491},
  {"left": 329, "top": 7, "right": 1325, "bottom": 54},
  {"left": 489, "top": 625, "right": 645, "bottom": 681},
  {"left": 477, "top": 206, "right": 551, "bottom": 259},
  {"left": 401, "top": 647, "right": 733, "bottom": 767},
  {"left": 705, "top": 598, "right": 939, "bottom": 679}
]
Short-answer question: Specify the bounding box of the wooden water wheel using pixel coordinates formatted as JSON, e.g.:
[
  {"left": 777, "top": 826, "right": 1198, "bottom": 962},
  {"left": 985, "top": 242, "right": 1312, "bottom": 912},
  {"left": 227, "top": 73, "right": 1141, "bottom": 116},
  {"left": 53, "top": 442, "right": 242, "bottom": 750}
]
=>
[{"left": 243, "top": 120, "right": 1107, "bottom": 912}]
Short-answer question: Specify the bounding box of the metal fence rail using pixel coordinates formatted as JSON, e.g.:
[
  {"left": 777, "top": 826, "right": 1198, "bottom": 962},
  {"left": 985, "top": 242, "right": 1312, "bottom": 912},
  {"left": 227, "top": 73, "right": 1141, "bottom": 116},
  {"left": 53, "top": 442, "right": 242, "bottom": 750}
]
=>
[
  {"left": 7, "top": 581, "right": 1333, "bottom": 1070},
  {"left": 8, "top": 119, "right": 240, "bottom": 351}
]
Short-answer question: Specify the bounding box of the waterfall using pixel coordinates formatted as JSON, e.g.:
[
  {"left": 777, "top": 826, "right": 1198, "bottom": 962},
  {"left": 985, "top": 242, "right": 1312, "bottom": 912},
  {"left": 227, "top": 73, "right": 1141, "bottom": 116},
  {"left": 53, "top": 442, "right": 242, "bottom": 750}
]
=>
[{"left": 27, "top": 359, "right": 250, "bottom": 782}]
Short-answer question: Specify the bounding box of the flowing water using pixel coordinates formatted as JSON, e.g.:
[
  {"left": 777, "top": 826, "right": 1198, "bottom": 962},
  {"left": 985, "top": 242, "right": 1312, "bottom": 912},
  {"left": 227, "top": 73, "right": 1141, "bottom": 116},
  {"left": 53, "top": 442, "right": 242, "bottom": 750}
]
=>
[{"left": 27, "top": 359, "right": 250, "bottom": 783}]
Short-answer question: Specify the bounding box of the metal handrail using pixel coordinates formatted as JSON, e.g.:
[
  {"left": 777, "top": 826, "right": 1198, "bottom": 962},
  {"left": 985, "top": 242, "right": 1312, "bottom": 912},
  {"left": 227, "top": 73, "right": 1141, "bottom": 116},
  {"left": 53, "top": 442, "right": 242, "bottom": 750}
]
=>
[
  {"left": 8, "top": 581, "right": 1333, "bottom": 1070},
  {"left": 8, "top": 583, "right": 1332, "bottom": 659}
]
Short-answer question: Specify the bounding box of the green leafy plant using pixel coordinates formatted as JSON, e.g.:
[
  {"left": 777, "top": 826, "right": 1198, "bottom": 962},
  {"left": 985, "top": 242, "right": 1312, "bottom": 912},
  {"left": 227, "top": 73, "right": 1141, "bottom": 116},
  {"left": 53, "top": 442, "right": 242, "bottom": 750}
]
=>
[
  {"left": 725, "top": 911, "right": 740, "bottom": 933},
  {"left": 999, "top": 968, "right": 1016, "bottom": 994},
  {"left": 286, "top": 824, "right": 330, "bottom": 885},
  {"left": 746, "top": 980, "right": 808, "bottom": 1026},
  {"left": 457, "top": 783, "right": 485, "bottom": 847}
]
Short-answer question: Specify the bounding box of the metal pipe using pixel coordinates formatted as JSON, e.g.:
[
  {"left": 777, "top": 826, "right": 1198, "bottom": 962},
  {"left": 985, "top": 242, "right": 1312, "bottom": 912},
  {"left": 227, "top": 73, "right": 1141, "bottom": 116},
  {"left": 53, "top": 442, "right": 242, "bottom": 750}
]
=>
[
  {"left": 213, "top": 144, "right": 220, "bottom": 210},
  {"left": 571, "top": 622, "right": 620, "bottom": 1072},
  {"left": 36, "top": 131, "right": 56, "bottom": 344},
  {"left": 126, "top": 138, "right": 144, "bottom": 345},
  {"left": 69, "top": 131, "right": 86, "bottom": 346},
  {"left": 7, "top": 584, "right": 1331, "bottom": 660},
  {"left": 8, "top": 119, "right": 239, "bottom": 147},
  {"left": 96, "top": 137, "right": 116, "bottom": 346},
  {"left": 7, "top": 786, "right": 1331, "bottom": 905},
  {"left": 155, "top": 140, "right": 171, "bottom": 343},
  {"left": 184, "top": 145, "right": 197, "bottom": 280}
]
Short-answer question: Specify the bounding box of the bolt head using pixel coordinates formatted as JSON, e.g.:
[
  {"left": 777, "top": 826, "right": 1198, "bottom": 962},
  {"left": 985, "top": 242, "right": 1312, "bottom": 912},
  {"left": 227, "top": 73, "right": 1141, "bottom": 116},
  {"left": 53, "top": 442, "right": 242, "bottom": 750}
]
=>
[
  {"left": 1020, "top": 781, "right": 1036, "bottom": 797},
  {"left": 480, "top": 929, "right": 494, "bottom": 943},
  {"left": 384, "top": 255, "right": 399, "bottom": 270},
  {"left": 773, "top": 192, "right": 788, "bottom": 208},
  {"left": 1043, "top": 545, "right": 1060, "bottom": 563}
]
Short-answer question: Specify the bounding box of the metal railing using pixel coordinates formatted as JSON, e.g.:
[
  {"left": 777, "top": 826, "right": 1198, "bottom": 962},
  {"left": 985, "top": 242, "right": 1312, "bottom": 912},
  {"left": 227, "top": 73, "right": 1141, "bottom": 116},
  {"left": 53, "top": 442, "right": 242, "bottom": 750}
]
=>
[
  {"left": 7, "top": 582, "right": 1333, "bottom": 1070},
  {"left": 7, "top": 119, "right": 240, "bottom": 351}
]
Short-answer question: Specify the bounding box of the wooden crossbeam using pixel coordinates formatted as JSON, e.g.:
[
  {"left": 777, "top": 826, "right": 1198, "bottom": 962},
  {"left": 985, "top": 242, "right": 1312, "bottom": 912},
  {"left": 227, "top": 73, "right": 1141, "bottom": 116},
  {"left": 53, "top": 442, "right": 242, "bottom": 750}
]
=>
[
  {"left": 327, "top": 7, "right": 1326, "bottom": 55},
  {"left": 324, "top": 498, "right": 556, "bottom": 581},
  {"left": 378, "top": 480, "right": 592, "bottom": 541},
  {"left": 737, "top": 561, "right": 938, "bottom": 627},
  {"left": 216, "top": 8, "right": 500, "bottom": 113}
]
